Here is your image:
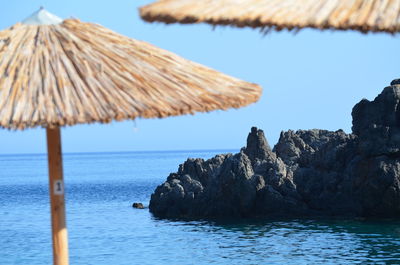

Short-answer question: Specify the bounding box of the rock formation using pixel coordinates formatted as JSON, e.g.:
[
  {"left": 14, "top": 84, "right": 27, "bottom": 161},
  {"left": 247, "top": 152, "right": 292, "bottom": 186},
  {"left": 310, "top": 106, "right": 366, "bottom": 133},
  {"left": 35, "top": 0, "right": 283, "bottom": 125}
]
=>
[{"left": 149, "top": 80, "right": 400, "bottom": 219}]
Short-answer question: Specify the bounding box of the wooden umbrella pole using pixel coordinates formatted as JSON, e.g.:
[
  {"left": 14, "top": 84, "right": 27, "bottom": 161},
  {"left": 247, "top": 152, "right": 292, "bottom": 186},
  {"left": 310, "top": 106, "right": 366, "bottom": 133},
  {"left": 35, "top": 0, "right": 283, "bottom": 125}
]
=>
[{"left": 46, "top": 127, "right": 69, "bottom": 265}]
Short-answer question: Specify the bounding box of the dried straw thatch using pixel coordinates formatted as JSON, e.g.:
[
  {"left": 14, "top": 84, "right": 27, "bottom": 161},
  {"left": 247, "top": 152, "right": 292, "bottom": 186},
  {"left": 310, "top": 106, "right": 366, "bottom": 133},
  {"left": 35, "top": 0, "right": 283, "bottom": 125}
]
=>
[
  {"left": 140, "top": 0, "right": 400, "bottom": 34},
  {"left": 0, "top": 13, "right": 261, "bottom": 130}
]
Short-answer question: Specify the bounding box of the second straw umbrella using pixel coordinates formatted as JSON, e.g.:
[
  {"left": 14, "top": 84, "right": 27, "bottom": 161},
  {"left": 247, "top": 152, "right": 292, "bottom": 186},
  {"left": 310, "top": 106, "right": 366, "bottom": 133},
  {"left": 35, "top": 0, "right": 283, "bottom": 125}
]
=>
[{"left": 140, "top": 0, "right": 400, "bottom": 34}]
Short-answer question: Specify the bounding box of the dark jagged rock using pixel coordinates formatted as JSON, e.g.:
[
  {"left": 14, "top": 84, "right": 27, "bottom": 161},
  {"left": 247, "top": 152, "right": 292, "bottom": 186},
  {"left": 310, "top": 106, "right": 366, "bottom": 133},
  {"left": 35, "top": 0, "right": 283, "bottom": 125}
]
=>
[
  {"left": 243, "top": 127, "right": 271, "bottom": 161},
  {"left": 149, "top": 80, "right": 400, "bottom": 219},
  {"left": 352, "top": 85, "right": 400, "bottom": 156}
]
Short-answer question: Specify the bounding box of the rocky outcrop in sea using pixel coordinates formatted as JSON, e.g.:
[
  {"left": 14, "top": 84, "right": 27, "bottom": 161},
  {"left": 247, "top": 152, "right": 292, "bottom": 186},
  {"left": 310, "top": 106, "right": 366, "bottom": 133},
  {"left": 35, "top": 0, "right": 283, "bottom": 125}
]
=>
[{"left": 149, "top": 80, "right": 400, "bottom": 219}]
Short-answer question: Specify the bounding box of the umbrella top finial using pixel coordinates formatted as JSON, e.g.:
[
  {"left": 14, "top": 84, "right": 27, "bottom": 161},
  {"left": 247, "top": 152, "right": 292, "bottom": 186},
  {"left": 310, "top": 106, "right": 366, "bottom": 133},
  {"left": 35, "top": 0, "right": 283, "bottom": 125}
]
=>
[{"left": 22, "top": 7, "right": 63, "bottom": 25}]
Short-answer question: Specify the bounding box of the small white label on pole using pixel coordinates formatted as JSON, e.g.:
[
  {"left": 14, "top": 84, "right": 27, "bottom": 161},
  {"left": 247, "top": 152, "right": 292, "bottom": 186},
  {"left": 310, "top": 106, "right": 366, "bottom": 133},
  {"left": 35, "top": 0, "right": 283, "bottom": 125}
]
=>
[{"left": 54, "top": 180, "right": 64, "bottom": 195}]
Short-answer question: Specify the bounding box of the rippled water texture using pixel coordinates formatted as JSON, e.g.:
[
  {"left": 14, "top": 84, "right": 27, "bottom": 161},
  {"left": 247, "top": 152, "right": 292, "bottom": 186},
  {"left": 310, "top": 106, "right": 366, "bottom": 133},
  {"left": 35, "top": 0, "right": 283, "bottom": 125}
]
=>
[{"left": 1, "top": 151, "right": 399, "bottom": 264}]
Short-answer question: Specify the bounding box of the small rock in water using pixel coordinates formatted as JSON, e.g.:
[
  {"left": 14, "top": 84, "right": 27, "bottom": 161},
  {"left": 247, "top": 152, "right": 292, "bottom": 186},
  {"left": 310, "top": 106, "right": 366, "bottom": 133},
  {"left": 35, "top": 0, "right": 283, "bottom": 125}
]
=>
[{"left": 132, "top": 202, "right": 144, "bottom": 209}]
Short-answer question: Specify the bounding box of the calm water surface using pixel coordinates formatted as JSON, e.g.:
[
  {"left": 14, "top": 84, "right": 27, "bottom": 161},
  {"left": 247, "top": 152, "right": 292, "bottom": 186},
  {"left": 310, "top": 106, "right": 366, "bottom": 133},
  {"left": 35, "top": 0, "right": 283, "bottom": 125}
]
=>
[{"left": 1, "top": 151, "right": 400, "bottom": 264}]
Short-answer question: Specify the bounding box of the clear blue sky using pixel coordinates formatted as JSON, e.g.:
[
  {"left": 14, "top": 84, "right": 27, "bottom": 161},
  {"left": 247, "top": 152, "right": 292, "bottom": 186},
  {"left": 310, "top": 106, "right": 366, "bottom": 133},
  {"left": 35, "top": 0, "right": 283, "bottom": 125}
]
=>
[{"left": 0, "top": 0, "right": 399, "bottom": 154}]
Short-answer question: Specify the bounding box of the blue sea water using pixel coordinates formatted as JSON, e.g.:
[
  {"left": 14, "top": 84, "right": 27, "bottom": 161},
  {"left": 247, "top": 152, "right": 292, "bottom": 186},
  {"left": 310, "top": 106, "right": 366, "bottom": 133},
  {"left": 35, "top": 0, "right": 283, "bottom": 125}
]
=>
[{"left": 1, "top": 150, "right": 400, "bottom": 265}]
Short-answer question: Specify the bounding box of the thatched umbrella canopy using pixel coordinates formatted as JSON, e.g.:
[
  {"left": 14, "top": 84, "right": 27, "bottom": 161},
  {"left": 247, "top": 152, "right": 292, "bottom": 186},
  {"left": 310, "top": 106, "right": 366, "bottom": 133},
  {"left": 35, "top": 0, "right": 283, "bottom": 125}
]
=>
[
  {"left": 1, "top": 9, "right": 260, "bottom": 130},
  {"left": 140, "top": 0, "right": 400, "bottom": 34},
  {"left": 1, "top": 8, "right": 261, "bottom": 265}
]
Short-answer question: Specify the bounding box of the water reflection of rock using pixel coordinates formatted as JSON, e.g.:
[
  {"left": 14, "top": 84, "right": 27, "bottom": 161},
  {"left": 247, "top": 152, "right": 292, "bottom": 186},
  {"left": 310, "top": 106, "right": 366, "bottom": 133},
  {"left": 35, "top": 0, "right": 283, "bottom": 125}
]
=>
[
  {"left": 160, "top": 219, "right": 400, "bottom": 264},
  {"left": 150, "top": 80, "right": 400, "bottom": 219}
]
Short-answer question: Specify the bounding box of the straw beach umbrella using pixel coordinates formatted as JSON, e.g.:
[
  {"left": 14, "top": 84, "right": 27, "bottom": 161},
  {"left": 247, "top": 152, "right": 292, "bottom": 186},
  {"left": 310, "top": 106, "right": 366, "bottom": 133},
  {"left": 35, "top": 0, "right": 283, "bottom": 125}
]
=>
[
  {"left": 0, "top": 8, "right": 261, "bottom": 265},
  {"left": 140, "top": 0, "right": 400, "bottom": 34}
]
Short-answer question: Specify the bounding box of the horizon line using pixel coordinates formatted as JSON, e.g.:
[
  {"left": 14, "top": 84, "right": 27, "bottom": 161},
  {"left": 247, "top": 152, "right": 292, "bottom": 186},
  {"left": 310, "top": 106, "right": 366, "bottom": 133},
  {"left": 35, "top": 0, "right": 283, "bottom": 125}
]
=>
[{"left": 0, "top": 148, "right": 240, "bottom": 157}]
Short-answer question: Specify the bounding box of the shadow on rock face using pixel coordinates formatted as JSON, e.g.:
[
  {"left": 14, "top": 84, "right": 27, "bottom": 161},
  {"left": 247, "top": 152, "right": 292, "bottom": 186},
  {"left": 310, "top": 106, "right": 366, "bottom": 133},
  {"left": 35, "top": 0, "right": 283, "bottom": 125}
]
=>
[{"left": 149, "top": 80, "right": 400, "bottom": 219}]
